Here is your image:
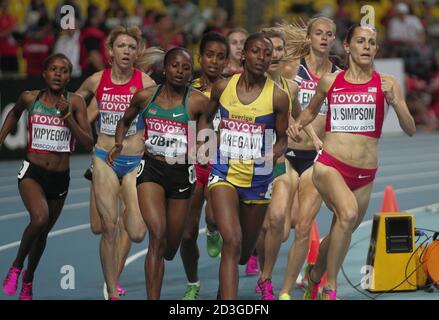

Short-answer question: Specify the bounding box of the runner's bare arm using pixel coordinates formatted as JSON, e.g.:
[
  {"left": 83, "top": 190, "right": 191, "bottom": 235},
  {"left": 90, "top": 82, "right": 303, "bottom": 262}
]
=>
[
  {"left": 60, "top": 94, "right": 94, "bottom": 152},
  {"left": 288, "top": 73, "right": 334, "bottom": 140},
  {"left": 142, "top": 73, "right": 156, "bottom": 89},
  {"left": 188, "top": 90, "right": 212, "bottom": 165},
  {"left": 86, "top": 97, "right": 99, "bottom": 123},
  {"left": 75, "top": 72, "right": 102, "bottom": 102},
  {"left": 381, "top": 74, "right": 416, "bottom": 136},
  {"left": 287, "top": 80, "right": 322, "bottom": 149},
  {"left": 0, "top": 91, "right": 36, "bottom": 147},
  {"left": 273, "top": 86, "right": 290, "bottom": 163},
  {"left": 208, "top": 78, "right": 230, "bottom": 123}
]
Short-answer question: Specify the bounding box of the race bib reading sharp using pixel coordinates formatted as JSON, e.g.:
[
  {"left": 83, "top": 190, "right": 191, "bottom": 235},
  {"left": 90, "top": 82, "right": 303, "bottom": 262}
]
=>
[
  {"left": 145, "top": 118, "right": 188, "bottom": 157},
  {"left": 99, "top": 93, "right": 137, "bottom": 136},
  {"left": 299, "top": 80, "right": 328, "bottom": 115},
  {"left": 220, "top": 118, "right": 265, "bottom": 160},
  {"left": 330, "top": 92, "right": 376, "bottom": 132},
  {"left": 31, "top": 114, "right": 71, "bottom": 152}
]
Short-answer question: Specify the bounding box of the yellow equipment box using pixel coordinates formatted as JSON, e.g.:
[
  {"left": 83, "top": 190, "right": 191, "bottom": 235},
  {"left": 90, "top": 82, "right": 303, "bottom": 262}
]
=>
[{"left": 366, "top": 212, "right": 417, "bottom": 292}]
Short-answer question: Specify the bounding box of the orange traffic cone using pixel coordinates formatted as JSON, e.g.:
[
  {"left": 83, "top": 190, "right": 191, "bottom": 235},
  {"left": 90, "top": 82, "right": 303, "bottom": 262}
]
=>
[
  {"left": 381, "top": 185, "right": 399, "bottom": 212},
  {"left": 307, "top": 220, "right": 320, "bottom": 264},
  {"left": 306, "top": 220, "right": 327, "bottom": 286}
]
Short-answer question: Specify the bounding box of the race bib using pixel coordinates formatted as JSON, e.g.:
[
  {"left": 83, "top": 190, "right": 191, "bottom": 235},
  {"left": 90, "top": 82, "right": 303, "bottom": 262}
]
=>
[
  {"left": 188, "top": 165, "right": 196, "bottom": 184},
  {"left": 100, "top": 111, "right": 137, "bottom": 136},
  {"left": 30, "top": 114, "right": 71, "bottom": 152},
  {"left": 17, "top": 160, "right": 30, "bottom": 179},
  {"left": 219, "top": 118, "right": 264, "bottom": 161},
  {"left": 99, "top": 93, "right": 136, "bottom": 136},
  {"left": 213, "top": 109, "right": 221, "bottom": 132},
  {"left": 145, "top": 118, "right": 188, "bottom": 157},
  {"left": 299, "top": 80, "right": 328, "bottom": 115},
  {"left": 330, "top": 92, "right": 376, "bottom": 132}
]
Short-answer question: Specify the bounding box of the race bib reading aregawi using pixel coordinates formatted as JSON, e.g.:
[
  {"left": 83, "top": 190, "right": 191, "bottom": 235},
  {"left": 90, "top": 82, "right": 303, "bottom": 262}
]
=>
[
  {"left": 220, "top": 118, "right": 265, "bottom": 160},
  {"left": 330, "top": 92, "right": 376, "bottom": 132},
  {"left": 99, "top": 93, "right": 137, "bottom": 136},
  {"left": 31, "top": 114, "right": 71, "bottom": 152},
  {"left": 145, "top": 118, "right": 188, "bottom": 157}
]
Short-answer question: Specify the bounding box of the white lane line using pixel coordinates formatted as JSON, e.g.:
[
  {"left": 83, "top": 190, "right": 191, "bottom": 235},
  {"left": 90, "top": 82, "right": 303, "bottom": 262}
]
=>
[
  {"left": 380, "top": 160, "right": 439, "bottom": 170},
  {"left": 0, "top": 202, "right": 89, "bottom": 222},
  {"left": 0, "top": 223, "right": 90, "bottom": 252},
  {"left": 370, "top": 183, "right": 439, "bottom": 199},
  {"left": 102, "top": 228, "right": 207, "bottom": 299},
  {"left": 356, "top": 203, "right": 439, "bottom": 230},
  {"left": 375, "top": 171, "right": 439, "bottom": 183}
]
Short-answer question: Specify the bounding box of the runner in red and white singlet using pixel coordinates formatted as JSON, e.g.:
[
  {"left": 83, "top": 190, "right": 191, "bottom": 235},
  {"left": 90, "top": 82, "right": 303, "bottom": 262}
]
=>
[{"left": 288, "top": 24, "right": 416, "bottom": 300}]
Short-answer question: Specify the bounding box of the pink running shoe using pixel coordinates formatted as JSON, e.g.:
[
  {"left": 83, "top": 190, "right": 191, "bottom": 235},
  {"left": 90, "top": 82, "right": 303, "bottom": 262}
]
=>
[
  {"left": 18, "top": 281, "right": 33, "bottom": 300},
  {"left": 245, "top": 255, "right": 259, "bottom": 276},
  {"left": 110, "top": 296, "right": 120, "bottom": 300},
  {"left": 117, "top": 282, "right": 127, "bottom": 295},
  {"left": 3, "top": 266, "right": 21, "bottom": 296},
  {"left": 303, "top": 264, "right": 321, "bottom": 300},
  {"left": 255, "top": 282, "right": 261, "bottom": 293},
  {"left": 258, "top": 278, "right": 275, "bottom": 300},
  {"left": 322, "top": 288, "right": 337, "bottom": 300}
]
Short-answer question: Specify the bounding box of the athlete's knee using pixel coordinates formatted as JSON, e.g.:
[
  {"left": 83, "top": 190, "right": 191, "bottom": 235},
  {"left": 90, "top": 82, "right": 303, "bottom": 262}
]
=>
[
  {"left": 269, "top": 210, "right": 286, "bottom": 232},
  {"left": 129, "top": 228, "right": 146, "bottom": 243},
  {"left": 222, "top": 234, "right": 241, "bottom": 258},
  {"left": 338, "top": 207, "right": 358, "bottom": 231},
  {"left": 148, "top": 227, "right": 167, "bottom": 249},
  {"left": 164, "top": 247, "right": 178, "bottom": 261},
  {"left": 294, "top": 220, "right": 313, "bottom": 242},
  {"left": 100, "top": 217, "right": 118, "bottom": 238},
  {"left": 90, "top": 223, "right": 102, "bottom": 235},
  {"left": 182, "top": 227, "right": 199, "bottom": 244},
  {"left": 30, "top": 213, "right": 50, "bottom": 231}
]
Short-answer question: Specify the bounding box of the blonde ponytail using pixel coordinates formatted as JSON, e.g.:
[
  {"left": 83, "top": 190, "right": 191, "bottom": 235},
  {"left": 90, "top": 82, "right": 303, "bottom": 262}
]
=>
[
  {"left": 137, "top": 46, "right": 165, "bottom": 74},
  {"left": 272, "top": 19, "right": 310, "bottom": 61}
]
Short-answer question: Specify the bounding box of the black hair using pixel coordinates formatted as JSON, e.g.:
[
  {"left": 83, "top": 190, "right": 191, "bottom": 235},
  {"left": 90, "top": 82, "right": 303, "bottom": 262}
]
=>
[
  {"left": 43, "top": 53, "right": 73, "bottom": 75},
  {"left": 199, "top": 32, "right": 230, "bottom": 58},
  {"left": 164, "top": 47, "right": 193, "bottom": 67},
  {"left": 243, "top": 32, "right": 273, "bottom": 52}
]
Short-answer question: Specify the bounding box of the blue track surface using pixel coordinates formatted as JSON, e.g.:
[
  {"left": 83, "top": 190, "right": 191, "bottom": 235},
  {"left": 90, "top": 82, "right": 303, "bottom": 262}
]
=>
[{"left": 1, "top": 132, "right": 438, "bottom": 300}]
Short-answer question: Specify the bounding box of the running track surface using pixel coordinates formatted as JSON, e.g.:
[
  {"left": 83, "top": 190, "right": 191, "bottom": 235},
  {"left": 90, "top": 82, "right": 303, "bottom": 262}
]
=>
[{"left": 1, "top": 132, "right": 438, "bottom": 300}]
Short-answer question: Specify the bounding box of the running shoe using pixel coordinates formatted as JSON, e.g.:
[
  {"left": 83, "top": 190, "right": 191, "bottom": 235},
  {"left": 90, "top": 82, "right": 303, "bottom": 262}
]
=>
[
  {"left": 2, "top": 266, "right": 21, "bottom": 296},
  {"left": 279, "top": 293, "right": 291, "bottom": 300},
  {"left": 255, "top": 282, "right": 261, "bottom": 293},
  {"left": 18, "top": 278, "right": 32, "bottom": 301},
  {"left": 117, "top": 281, "right": 127, "bottom": 296},
  {"left": 83, "top": 167, "right": 93, "bottom": 181},
  {"left": 206, "top": 230, "right": 223, "bottom": 258},
  {"left": 245, "top": 255, "right": 259, "bottom": 276},
  {"left": 322, "top": 287, "right": 337, "bottom": 300},
  {"left": 303, "top": 264, "right": 320, "bottom": 300},
  {"left": 109, "top": 296, "right": 120, "bottom": 300},
  {"left": 182, "top": 283, "right": 201, "bottom": 300},
  {"left": 257, "top": 278, "right": 275, "bottom": 300}
]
